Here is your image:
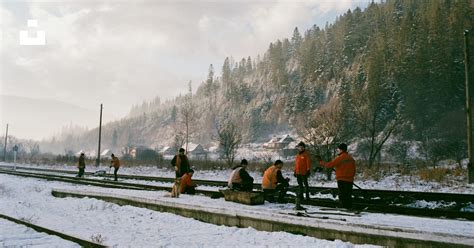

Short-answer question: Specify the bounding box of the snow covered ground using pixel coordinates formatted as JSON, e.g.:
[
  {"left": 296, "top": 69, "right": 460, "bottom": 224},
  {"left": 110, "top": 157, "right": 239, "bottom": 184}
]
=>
[
  {"left": 0, "top": 173, "right": 381, "bottom": 247},
  {"left": 8, "top": 162, "right": 474, "bottom": 194},
  {"left": 2, "top": 161, "right": 474, "bottom": 246},
  {"left": 0, "top": 219, "right": 79, "bottom": 247}
]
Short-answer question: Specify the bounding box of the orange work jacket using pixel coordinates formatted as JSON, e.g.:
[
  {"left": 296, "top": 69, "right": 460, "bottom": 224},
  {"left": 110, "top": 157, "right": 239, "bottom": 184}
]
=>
[
  {"left": 180, "top": 173, "right": 194, "bottom": 193},
  {"left": 294, "top": 150, "right": 311, "bottom": 176},
  {"left": 111, "top": 157, "right": 120, "bottom": 169},
  {"left": 262, "top": 165, "right": 279, "bottom": 189},
  {"left": 320, "top": 152, "right": 356, "bottom": 182}
]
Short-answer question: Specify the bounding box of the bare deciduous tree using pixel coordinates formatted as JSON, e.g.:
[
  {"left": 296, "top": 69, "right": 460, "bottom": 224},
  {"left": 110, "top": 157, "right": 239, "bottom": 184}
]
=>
[
  {"left": 352, "top": 79, "right": 402, "bottom": 167},
  {"left": 296, "top": 97, "right": 346, "bottom": 160},
  {"left": 216, "top": 120, "right": 242, "bottom": 167},
  {"left": 179, "top": 80, "right": 197, "bottom": 153}
]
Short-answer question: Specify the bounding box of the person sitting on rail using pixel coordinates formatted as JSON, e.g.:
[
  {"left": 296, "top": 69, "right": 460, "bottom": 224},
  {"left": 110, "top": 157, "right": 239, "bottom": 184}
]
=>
[
  {"left": 262, "top": 160, "right": 290, "bottom": 203},
  {"left": 110, "top": 153, "right": 121, "bottom": 181},
  {"left": 180, "top": 169, "right": 197, "bottom": 195},
  {"left": 317, "top": 143, "right": 356, "bottom": 209},
  {"left": 228, "top": 159, "right": 254, "bottom": 192},
  {"left": 171, "top": 148, "right": 190, "bottom": 178}
]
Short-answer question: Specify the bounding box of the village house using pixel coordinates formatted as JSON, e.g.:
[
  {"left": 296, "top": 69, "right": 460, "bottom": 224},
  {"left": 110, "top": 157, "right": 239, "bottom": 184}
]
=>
[{"left": 263, "top": 135, "right": 295, "bottom": 150}]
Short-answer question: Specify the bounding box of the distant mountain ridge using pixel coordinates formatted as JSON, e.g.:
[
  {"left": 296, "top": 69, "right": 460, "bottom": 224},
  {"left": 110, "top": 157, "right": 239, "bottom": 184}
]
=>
[{"left": 39, "top": 0, "right": 473, "bottom": 162}]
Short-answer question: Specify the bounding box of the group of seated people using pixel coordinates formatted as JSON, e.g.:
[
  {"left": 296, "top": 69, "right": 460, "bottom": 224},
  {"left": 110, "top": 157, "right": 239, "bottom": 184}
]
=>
[
  {"left": 228, "top": 159, "right": 289, "bottom": 203},
  {"left": 173, "top": 142, "right": 289, "bottom": 203},
  {"left": 179, "top": 157, "right": 290, "bottom": 203}
]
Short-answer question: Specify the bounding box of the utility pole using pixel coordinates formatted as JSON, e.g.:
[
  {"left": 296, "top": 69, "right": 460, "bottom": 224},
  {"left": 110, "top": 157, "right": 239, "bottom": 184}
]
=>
[
  {"left": 96, "top": 104, "right": 103, "bottom": 166},
  {"left": 3, "top": 124, "right": 8, "bottom": 162},
  {"left": 465, "top": 30, "right": 474, "bottom": 184}
]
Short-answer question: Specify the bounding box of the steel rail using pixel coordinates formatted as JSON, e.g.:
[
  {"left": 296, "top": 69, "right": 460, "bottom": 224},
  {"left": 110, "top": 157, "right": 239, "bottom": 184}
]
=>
[
  {"left": 2, "top": 168, "right": 474, "bottom": 220},
  {"left": 0, "top": 213, "right": 107, "bottom": 248},
  {"left": 2, "top": 165, "right": 473, "bottom": 203}
]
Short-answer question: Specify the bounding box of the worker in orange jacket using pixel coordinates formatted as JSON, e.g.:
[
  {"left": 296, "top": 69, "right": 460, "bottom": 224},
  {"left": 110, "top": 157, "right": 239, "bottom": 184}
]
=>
[
  {"left": 318, "top": 143, "right": 356, "bottom": 209},
  {"left": 262, "top": 160, "right": 290, "bottom": 203},
  {"left": 294, "top": 141, "right": 311, "bottom": 210},
  {"left": 180, "top": 169, "right": 197, "bottom": 194},
  {"left": 110, "top": 153, "right": 121, "bottom": 181}
]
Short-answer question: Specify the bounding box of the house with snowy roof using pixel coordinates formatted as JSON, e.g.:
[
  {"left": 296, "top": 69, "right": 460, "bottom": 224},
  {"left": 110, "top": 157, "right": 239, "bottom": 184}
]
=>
[
  {"left": 85, "top": 150, "right": 96, "bottom": 158},
  {"left": 160, "top": 146, "right": 177, "bottom": 156},
  {"left": 100, "top": 149, "right": 113, "bottom": 157},
  {"left": 263, "top": 135, "right": 295, "bottom": 150},
  {"left": 121, "top": 145, "right": 153, "bottom": 159},
  {"left": 183, "top": 143, "right": 207, "bottom": 159},
  {"left": 282, "top": 141, "right": 299, "bottom": 158}
]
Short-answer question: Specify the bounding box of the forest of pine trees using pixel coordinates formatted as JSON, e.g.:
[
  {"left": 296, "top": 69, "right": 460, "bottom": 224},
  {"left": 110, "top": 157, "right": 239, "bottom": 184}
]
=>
[{"left": 46, "top": 0, "right": 473, "bottom": 166}]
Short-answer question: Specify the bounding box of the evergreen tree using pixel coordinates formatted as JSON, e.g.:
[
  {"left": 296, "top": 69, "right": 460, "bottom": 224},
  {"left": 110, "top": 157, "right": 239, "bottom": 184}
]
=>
[
  {"left": 290, "top": 27, "right": 302, "bottom": 58},
  {"left": 246, "top": 56, "right": 253, "bottom": 72},
  {"left": 222, "top": 57, "right": 233, "bottom": 98},
  {"left": 204, "top": 64, "right": 214, "bottom": 110}
]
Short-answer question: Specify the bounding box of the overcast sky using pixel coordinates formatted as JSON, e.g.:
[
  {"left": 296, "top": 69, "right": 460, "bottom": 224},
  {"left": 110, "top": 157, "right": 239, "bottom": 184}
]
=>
[{"left": 0, "top": 0, "right": 371, "bottom": 140}]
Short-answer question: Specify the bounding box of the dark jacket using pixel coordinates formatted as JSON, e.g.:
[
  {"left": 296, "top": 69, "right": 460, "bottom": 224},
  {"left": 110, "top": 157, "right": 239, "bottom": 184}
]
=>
[
  {"left": 171, "top": 154, "right": 190, "bottom": 176},
  {"left": 78, "top": 156, "right": 85, "bottom": 169}
]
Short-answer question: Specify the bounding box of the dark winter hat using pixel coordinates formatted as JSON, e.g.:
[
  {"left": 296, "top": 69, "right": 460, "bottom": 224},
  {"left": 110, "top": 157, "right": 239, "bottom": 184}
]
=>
[
  {"left": 179, "top": 148, "right": 185, "bottom": 153},
  {"left": 241, "top": 159, "right": 248, "bottom": 165},
  {"left": 338, "top": 143, "right": 348, "bottom": 152},
  {"left": 80, "top": 153, "right": 84, "bottom": 156},
  {"left": 188, "top": 169, "right": 194, "bottom": 173},
  {"left": 275, "top": 160, "right": 283, "bottom": 165},
  {"left": 297, "top": 141, "right": 306, "bottom": 148},
  {"left": 111, "top": 153, "right": 115, "bottom": 157}
]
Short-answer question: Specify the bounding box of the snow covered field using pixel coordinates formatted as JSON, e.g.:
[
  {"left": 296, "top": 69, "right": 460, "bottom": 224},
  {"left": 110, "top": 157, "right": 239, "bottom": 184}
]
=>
[
  {"left": 0, "top": 173, "right": 381, "bottom": 247},
  {"left": 2, "top": 161, "right": 474, "bottom": 246}
]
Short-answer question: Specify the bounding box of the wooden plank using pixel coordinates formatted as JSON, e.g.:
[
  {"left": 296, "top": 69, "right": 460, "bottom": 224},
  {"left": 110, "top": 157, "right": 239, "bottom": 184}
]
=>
[{"left": 219, "top": 189, "right": 264, "bottom": 205}]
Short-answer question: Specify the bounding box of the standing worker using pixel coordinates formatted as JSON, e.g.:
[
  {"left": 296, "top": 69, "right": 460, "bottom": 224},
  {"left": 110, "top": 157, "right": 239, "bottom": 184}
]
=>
[
  {"left": 76, "top": 153, "right": 86, "bottom": 178},
  {"left": 110, "top": 153, "right": 120, "bottom": 181},
  {"left": 228, "top": 159, "right": 254, "bottom": 191},
  {"left": 262, "top": 160, "right": 290, "bottom": 203},
  {"left": 294, "top": 141, "right": 311, "bottom": 210},
  {"left": 171, "top": 148, "right": 190, "bottom": 178},
  {"left": 318, "top": 143, "right": 356, "bottom": 209}
]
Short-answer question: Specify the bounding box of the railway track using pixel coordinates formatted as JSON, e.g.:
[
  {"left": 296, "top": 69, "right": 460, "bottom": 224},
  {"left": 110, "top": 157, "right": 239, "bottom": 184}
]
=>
[
  {"left": 0, "top": 213, "right": 106, "bottom": 247},
  {"left": 0, "top": 168, "right": 221, "bottom": 197},
  {"left": 1, "top": 166, "right": 473, "bottom": 220},
  {"left": 2, "top": 165, "right": 473, "bottom": 202}
]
